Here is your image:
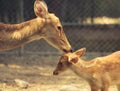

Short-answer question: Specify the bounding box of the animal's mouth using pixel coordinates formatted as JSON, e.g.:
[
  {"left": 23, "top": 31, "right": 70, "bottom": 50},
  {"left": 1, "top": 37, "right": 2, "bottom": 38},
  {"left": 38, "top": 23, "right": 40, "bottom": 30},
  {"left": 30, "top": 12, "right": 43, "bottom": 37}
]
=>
[
  {"left": 53, "top": 71, "right": 59, "bottom": 75},
  {"left": 62, "top": 49, "right": 73, "bottom": 53},
  {"left": 59, "top": 39, "right": 73, "bottom": 53}
]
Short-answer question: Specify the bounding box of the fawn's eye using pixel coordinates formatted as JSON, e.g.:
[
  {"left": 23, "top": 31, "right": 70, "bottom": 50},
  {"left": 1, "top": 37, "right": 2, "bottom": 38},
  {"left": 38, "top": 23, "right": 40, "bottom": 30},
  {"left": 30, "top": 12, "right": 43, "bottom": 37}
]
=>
[{"left": 59, "top": 62, "right": 63, "bottom": 66}]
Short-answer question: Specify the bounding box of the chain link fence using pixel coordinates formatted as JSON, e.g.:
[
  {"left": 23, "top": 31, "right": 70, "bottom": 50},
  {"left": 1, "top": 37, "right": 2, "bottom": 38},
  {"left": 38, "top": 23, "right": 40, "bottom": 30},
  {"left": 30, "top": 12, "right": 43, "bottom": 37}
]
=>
[{"left": 0, "top": 0, "right": 120, "bottom": 58}]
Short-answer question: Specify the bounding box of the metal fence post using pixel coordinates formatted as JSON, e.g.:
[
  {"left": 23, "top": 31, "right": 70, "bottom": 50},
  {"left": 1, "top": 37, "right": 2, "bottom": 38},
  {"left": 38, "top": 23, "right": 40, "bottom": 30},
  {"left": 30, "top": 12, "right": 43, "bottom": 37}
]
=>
[
  {"left": 18, "top": 0, "right": 24, "bottom": 59},
  {"left": 90, "top": 0, "right": 95, "bottom": 24}
]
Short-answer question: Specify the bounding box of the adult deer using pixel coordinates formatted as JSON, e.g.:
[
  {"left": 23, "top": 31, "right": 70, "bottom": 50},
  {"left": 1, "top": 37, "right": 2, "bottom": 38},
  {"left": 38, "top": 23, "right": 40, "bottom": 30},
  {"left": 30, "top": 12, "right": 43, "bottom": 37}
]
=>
[
  {"left": 53, "top": 48, "right": 120, "bottom": 91},
  {"left": 0, "top": 0, "right": 72, "bottom": 52}
]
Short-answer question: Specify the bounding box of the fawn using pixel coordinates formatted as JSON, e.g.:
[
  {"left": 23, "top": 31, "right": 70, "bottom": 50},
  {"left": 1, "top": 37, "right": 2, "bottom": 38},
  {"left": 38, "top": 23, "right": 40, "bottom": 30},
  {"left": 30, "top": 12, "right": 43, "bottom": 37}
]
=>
[
  {"left": 0, "top": 0, "right": 72, "bottom": 52},
  {"left": 53, "top": 48, "right": 120, "bottom": 91}
]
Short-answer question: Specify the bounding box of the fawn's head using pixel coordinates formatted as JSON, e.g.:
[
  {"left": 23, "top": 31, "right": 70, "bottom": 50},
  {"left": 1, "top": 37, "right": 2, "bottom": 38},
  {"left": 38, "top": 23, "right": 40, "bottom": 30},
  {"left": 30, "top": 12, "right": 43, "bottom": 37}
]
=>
[
  {"left": 53, "top": 48, "right": 86, "bottom": 75},
  {"left": 34, "top": 0, "right": 72, "bottom": 53}
]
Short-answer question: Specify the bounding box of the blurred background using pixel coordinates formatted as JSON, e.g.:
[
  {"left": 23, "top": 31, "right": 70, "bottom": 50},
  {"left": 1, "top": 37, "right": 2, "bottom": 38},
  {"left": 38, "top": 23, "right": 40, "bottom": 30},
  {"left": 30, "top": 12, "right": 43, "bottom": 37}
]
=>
[{"left": 0, "top": 0, "right": 120, "bottom": 59}]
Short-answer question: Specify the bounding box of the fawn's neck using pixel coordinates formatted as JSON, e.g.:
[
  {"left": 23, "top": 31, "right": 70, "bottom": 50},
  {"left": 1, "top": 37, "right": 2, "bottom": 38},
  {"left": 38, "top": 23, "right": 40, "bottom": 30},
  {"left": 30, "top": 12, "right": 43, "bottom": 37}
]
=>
[
  {"left": 70, "top": 58, "right": 97, "bottom": 78},
  {"left": 70, "top": 59, "right": 102, "bottom": 87}
]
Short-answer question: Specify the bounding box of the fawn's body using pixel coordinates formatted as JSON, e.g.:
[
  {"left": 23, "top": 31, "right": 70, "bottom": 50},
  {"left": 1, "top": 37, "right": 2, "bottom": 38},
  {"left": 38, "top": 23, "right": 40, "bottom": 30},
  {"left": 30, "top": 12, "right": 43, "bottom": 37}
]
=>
[
  {"left": 0, "top": 0, "right": 72, "bottom": 52},
  {"left": 53, "top": 48, "right": 120, "bottom": 91}
]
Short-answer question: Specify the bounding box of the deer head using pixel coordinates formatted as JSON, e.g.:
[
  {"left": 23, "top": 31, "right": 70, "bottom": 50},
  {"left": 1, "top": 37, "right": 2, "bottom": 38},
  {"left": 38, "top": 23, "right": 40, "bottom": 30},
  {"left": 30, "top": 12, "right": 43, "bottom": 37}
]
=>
[
  {"left": 53, "top": 48, "right": 86, "bottom": 75},
  {"left": 34, "top": 0, "right": 72, "bottom": 52}
]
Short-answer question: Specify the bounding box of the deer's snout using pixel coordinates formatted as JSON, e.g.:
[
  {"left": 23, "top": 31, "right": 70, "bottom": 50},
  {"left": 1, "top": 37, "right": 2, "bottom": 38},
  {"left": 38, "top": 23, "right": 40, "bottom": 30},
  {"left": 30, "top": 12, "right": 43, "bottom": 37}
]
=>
[
  {"left": 53, "top": 70, "right": 59, "bottom": 75},
  {"left": 63, "top": 48, "right": 73, "bottom": 53}
]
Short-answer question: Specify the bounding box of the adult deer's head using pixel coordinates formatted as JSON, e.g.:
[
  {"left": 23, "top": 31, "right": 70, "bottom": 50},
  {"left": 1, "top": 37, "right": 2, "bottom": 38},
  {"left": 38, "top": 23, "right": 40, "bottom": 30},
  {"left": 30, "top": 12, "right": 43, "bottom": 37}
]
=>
[{"left": 34, "top": 0, "right": 72, "bottom": 53}]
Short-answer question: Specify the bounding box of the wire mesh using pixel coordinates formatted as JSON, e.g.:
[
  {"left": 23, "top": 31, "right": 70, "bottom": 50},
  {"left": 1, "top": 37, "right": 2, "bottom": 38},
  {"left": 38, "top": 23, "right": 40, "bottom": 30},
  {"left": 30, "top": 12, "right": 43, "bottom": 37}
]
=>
[{"left": 0, "top": 0, "right": 119, "bottom": 56}]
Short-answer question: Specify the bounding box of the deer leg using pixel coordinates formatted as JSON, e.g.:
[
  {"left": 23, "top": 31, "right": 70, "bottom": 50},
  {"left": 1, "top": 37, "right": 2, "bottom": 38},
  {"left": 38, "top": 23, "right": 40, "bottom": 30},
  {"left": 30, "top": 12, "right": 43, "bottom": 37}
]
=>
[
  {"left": 89, "top": 83, "right": 100, "bottom": 91},
  {"left": 100, "top": 81, "right": 110, "bottom": 91},
  {"left": 101, "top": 86, "right": 109, "bottom": 91},
  {"left": 100, "top": 74, "right": 111, "bottom": 91}
]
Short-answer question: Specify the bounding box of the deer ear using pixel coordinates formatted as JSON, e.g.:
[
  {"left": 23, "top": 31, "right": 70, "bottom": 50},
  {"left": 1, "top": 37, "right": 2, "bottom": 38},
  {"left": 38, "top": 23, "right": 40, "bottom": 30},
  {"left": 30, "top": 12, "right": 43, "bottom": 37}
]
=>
[
  {"left": 70, "top": 57, "right": 78, "bottom": 63},
  {"left": 34, "top": 0, "right": 48, "bottom": 18},
  {"left": 75, "top": 48, "right": 86, "bottom": 57}
]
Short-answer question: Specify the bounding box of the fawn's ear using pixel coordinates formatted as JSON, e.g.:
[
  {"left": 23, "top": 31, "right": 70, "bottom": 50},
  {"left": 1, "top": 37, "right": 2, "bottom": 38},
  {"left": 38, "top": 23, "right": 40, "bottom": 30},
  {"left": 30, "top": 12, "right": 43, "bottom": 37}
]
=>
[
  {"left": 69, "top": 57, "right": 78, "bottom": 63},
  {"left": 34, "top": 0, "right": 48, "bottom": 18},
  {"left": 74, "top": 48, "right": 86, "bottom": 57}
]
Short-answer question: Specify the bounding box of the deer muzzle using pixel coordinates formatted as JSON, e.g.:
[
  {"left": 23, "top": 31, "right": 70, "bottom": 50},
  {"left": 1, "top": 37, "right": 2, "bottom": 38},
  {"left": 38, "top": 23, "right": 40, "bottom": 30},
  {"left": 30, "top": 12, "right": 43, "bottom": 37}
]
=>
[
  {"left": 53, "top": 70, "right": 59, "bottom": 75},
  {"left": 63, "top": 48, "right": 73, "bottom": 53}
]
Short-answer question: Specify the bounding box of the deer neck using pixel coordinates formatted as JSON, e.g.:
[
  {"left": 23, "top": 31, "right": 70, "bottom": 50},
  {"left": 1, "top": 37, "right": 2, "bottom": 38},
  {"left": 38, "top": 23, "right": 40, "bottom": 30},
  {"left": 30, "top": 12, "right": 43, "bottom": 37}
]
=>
[
  {"left": 70, "top": 59, "right": 102, "bottom": 88},
  {"left": 10, "top": 17, "right": 45, "bottom": 40},
  {"left": 0, "top": 17, "right": 45, "bottom": 51},
  {"left": 70, "top": 59, "right": 97, "bottom": 78}
]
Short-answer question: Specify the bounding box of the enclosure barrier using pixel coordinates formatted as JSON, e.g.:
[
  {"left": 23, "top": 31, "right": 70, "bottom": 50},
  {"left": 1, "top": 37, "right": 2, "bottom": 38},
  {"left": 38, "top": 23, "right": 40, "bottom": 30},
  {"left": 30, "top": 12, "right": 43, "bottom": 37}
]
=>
[{"left": 0, "top": 0, "right": 119, "bottom": 57}]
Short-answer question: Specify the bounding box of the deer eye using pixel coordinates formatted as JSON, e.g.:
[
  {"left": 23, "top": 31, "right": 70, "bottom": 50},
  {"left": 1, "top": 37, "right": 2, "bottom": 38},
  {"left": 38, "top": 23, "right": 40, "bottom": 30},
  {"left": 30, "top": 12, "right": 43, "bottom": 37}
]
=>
[
  {"left": 57, "top": 26, "right": 62, "bottom": 31},
  {"left": 59, "top": 62, "right": 63, "bottom": 66}
]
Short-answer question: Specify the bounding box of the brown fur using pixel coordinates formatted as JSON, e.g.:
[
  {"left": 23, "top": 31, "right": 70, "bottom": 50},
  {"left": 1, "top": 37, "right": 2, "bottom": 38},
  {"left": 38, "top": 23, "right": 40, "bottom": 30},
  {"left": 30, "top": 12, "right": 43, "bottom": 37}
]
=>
[{"left": 53, "top": 48, "right": 120, "bottom": 91}]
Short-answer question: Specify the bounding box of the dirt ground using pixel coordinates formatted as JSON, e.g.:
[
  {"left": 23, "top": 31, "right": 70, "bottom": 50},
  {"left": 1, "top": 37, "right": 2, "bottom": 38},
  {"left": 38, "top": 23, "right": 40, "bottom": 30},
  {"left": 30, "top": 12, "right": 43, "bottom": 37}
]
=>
[{"left": 0, "top": 54, "right": 118, "bottom": 91}]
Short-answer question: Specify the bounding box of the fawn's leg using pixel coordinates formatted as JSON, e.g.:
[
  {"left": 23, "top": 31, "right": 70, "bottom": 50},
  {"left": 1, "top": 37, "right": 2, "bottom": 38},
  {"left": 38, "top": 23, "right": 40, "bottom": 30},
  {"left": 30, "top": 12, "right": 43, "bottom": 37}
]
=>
[
  {"left": 101, "top": 85, "right": 109, "bottom": 91},
  {"left": 117, "top": 84, "right": 120, "bottom": 91},
  {"left": 89, "top": 83, "right": 100, "bottom": 91},
  {"left": 100, "top": 79, "right": 110, "bottom": 91},
  {"left": 88, "top": 78, "right": 101, "bottom": 91},
  {"left": 100, "top": 74, "right": 111, "bottom": 91}
]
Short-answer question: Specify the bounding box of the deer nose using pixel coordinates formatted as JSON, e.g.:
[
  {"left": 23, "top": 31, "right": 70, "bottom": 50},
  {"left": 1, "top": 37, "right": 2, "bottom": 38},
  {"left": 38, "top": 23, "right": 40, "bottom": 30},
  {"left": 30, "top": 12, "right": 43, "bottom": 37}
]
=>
[
  {"left": 70, "top": 49, "right": 73, "bottom": 52},
  {"left": 63, "top": 48, "right": 73, "bottom": 53},
  {"left": 53, "top": 71, "right": 59, "bottom": 75}
]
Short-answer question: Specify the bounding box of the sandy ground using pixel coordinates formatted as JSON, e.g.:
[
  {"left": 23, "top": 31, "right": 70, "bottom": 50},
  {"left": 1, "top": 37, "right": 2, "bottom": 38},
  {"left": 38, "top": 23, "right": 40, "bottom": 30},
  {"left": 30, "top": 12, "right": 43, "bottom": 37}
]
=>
[{"left": 0, "top": 54, "right": 118, "bottom": 91}]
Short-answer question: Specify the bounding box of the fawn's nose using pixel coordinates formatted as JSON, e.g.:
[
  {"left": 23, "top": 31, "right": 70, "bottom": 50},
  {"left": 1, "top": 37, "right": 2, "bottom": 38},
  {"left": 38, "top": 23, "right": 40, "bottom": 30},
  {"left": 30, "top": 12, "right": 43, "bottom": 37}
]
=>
[{"left": 53, "top": 71, "right": 59, "bottom": 75}]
